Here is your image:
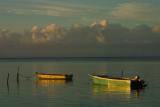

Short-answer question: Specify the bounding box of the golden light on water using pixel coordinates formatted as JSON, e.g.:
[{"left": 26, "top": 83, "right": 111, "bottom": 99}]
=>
[
  {"left": 36, "top": 80, "right": 67, "bottom": 87},
  {"left": 91, "top": 85, "right": 142, "bottom": 99},
  {"left": 92, "top": 85, "right": 131, "bottom": 93}
]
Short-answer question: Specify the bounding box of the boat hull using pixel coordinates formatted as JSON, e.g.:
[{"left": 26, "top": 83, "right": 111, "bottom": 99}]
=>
[
  {"left": 90, "top": 75, "right": 146, "bottom": 89},
  {"left": 91, "top": 75, "right": 131, "bottom": 87},
  {"left": 36, "top": 72, "right": 73, "bottom": 80}
]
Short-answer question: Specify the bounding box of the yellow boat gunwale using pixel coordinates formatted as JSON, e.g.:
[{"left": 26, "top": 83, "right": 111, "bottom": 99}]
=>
[
  {"left": 92, "top": 75, "right": 131, "bottom": 80},
  {"left": 36, "top": 72, "right": 73, "bottom": 80},
  {"left": 90, "top": 75, "right": 131, "bottom": 86}
]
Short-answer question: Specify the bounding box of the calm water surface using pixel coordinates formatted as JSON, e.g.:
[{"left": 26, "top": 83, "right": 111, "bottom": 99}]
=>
[{"left": 0, "top": 60, "right": 160, "bottom": 107}]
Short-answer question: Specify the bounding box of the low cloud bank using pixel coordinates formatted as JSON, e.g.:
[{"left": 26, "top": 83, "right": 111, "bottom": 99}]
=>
[{"left": 0, "top": 20, "right": 160, "bottom": 57}]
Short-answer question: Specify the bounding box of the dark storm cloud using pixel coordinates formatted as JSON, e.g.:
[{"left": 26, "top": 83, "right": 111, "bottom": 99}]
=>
[{"left": 0, "top": 21, "right": 160, "bottom": 57}]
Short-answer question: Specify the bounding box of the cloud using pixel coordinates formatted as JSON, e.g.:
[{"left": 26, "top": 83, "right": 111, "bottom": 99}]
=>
[
  {"left": 2, "top": 1, "right": 106, "bottom": 18},
  {"left": 31, "top": 25, "right": 46, "bottom": 43},
  {"left": 0, "top": 1, "right": 110, "bottom": 19},
  {"left": 0, "top": 21, "right": 160, "bottom": 57},
  {"left": 0, "top": 29, "right": 10, "bottom": 37},
  {"left": 112, "top": 3, "right": 147, "bottom": 17},
  {"left": 90, "top": 20, "right": 108, "bottom": 28},
  {"left": 152, "top": 25, "right": 160, "bottom": 33},
  {"left": 111, "top": 3, "right": 160, "bottom": 23},
  {"left": 1, "top": 3, "right": 81, "bottom": 17},
  {"left": 31, "top": 24, "right": 66, "bottom": 43},
  {"left": 33, "top": 5, "right": 80, "bottom": 17},
  {"left": 96, "top": 32, "right": 105, "bottom": 44}
]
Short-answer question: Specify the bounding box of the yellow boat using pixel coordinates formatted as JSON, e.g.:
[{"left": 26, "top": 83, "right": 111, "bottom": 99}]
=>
[
  {"left": 36, "top": 72, "right": 73, "bottom": 80},
  {"left": 89, "top": 74, "right": 146, "bottom": 89}
]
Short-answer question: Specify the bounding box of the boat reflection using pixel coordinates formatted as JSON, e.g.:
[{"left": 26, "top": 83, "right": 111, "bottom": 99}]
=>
[
  {"left": 36, "top": 79, "right": 72, "bottom": 87},
  {"left": 92, "top": 84, "right": 144, "bottom": 98}
]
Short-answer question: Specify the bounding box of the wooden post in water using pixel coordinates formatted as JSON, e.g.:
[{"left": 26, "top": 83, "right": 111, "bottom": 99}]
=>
[
  {"left": 17, "top": 72, "right": 19, "bottom": 84},
  {"left": 17, "top": 66, "right": 20, "bottom": 85},
  {"left": 7, "top": 73, "right": 10, "bottom": 94},
  {"left": 7, "top": 73, "right": 9, "bottom": 84}
]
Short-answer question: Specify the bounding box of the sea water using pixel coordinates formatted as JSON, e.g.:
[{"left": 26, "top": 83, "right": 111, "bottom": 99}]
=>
[{"left": 0, "top": 59, "right": 159, "bottom": 107}]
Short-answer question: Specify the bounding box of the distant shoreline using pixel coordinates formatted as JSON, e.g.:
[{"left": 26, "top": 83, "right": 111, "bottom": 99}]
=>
[{"left": 0, "top": 56, "right": 160, "bottom": 61}]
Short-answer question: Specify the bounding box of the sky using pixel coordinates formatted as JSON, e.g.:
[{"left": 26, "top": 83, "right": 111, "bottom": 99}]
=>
[{"left": 0, "top": 0, "right": 160, "bottom": 57}]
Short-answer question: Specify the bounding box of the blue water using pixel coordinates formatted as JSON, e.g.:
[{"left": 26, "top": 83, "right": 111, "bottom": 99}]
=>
[{"left": 0, "top": 60, "right": 159, "bottom": 107}]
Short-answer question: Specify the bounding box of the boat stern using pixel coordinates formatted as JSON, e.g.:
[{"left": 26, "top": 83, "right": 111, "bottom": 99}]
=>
[{"left": 131, "top": 79, "right": 147, "bottom": 89}]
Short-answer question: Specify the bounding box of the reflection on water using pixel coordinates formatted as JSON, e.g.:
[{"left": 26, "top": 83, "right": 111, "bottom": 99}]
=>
[
  {"left": 1, "top": 60, "right": 160, "bottom": 107},
  {"left": 93, "top": 85, "right": 131, "bottom": 93},
  {"left": 36, "top": 79, "right": 72, "bottom": 87},
  {"left": 92, "top": 84, "right": 144, "bottom": 98}
]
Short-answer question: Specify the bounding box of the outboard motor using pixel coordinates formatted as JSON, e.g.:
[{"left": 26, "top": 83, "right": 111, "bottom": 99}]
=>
[{"left": 131, "top": 76, "right": 147, "bottom": 89}]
